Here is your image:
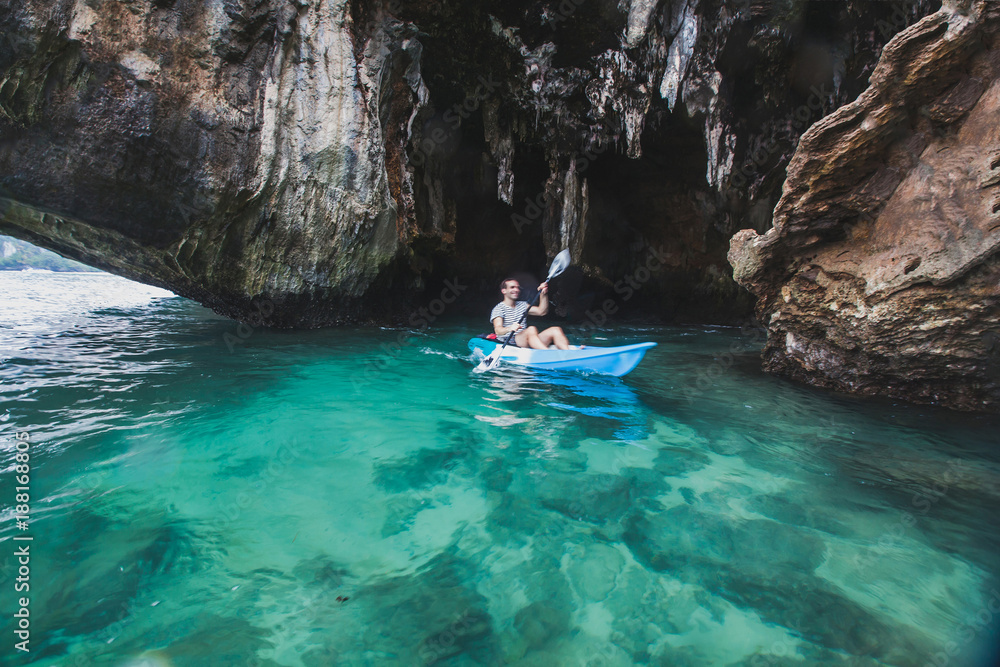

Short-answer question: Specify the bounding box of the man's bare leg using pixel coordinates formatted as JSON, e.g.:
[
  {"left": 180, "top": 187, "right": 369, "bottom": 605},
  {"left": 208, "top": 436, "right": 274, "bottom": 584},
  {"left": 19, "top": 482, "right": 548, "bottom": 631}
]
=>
[
  {"left": 515, "top": 326, "right": 548, "bottom": 350},
  {"left": 538, "top": 327, "right": 570, "bottom": 350}
]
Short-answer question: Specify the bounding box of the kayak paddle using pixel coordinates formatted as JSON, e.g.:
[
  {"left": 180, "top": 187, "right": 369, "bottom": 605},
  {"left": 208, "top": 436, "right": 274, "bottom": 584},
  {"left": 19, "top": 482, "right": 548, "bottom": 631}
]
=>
[{"left": 473, "top": 249, "right": 571, "bottom": 373}]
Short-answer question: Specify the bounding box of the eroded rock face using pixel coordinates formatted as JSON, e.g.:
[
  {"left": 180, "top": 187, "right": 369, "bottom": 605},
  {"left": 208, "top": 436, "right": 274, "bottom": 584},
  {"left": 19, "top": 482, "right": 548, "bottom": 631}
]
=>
[
  {"left": 0, "top": 0, "right": 411, "bottom": 325},
  {"left": 729, "top": 0, "right": 1000, "bottom": 411},
  {"left": 391, "top": 0, "right": 939, "bottom": 323},
  {"left": 0, "top": 0, "right": 937, "bottom": 327}
]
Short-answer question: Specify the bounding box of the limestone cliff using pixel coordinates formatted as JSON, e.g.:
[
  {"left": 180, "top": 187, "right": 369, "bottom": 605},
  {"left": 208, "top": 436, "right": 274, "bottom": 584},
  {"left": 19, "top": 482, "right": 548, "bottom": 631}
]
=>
[
  {"left": 0, "top": 0, "right": 405, "bottom": 325},
  {"left": 0, "top": 0, "right": 936, "bottom": 327},
  {"left": 729, "top": 0, "right": 1000, "bottom": 411}
]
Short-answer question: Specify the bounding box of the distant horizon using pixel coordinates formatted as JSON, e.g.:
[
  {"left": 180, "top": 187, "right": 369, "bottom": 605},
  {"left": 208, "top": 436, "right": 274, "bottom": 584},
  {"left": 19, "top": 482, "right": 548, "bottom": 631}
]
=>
[{"left": 0, "top": 234, "right": 101, "bottom": 272}]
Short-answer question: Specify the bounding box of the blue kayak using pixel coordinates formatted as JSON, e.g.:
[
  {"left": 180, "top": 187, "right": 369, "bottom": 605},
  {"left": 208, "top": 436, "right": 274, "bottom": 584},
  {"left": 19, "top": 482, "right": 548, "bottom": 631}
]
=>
[{"left": 468, "top": 338, "right": 656, "bottom": 377}]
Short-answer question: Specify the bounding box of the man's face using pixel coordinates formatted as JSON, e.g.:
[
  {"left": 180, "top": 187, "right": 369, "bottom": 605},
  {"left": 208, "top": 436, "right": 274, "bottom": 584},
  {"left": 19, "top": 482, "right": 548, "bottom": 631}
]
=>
[{"left": 503, "top": 281, "right": 521, "bottom": 298}]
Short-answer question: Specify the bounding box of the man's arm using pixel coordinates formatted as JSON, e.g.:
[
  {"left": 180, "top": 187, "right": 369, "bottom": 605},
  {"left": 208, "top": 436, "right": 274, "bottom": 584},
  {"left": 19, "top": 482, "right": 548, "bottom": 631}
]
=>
[
  {"left": 528, "top": 282, "right": 549, "bottom": 316},
  {"left": 494, "top": 316, "right": 522, "bottom": 337}
]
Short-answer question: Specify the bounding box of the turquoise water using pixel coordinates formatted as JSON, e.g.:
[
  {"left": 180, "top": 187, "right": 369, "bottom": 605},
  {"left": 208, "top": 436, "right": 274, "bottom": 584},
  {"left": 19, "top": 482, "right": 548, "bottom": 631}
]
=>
[{"left": 2, "top": 271, "right": 1000, "bottom": 666}]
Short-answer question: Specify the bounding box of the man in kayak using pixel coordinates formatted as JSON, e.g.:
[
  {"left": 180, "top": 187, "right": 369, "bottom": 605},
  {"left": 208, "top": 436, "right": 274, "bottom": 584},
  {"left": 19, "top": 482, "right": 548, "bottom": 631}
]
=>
[{"left": 491, "top": 278, "right": 570, "bottom": 350}]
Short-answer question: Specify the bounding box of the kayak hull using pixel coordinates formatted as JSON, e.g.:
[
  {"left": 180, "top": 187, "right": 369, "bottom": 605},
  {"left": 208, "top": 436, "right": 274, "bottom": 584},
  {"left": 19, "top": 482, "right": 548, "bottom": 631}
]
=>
[{"left": 468, "top": 338, "right": 656, "bottom": 377}]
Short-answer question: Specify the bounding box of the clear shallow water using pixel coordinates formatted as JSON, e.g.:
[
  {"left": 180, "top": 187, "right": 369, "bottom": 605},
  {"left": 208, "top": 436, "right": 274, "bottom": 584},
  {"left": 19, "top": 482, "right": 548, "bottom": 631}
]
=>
[{"left": 1, "top": 272, "right": 1000, "bottom": 667}]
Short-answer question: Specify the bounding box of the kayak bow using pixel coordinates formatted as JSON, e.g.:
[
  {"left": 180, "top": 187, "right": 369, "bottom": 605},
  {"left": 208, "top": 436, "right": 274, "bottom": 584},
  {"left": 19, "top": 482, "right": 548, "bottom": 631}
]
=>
[{"left": 468, "top": 338, "right": 656, "bottom": 377}]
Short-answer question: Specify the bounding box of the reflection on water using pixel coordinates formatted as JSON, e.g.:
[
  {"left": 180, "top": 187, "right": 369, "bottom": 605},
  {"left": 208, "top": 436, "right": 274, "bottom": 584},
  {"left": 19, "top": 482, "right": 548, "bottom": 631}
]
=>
[
  {"left": 1, "top": 273, "right": 1000, "bottom": 666},
  {"left": 541, "top": 371, "right": 646, "bottom": 442},
  {"left": 477, "top": 365, "right": 647, "bottom": 442}
]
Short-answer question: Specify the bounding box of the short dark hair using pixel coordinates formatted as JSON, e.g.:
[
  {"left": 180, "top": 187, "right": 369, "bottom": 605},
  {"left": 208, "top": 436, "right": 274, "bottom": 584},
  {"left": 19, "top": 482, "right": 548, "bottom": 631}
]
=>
[{"left": 500, "top": 277, "right": 517, "bottom": 292}]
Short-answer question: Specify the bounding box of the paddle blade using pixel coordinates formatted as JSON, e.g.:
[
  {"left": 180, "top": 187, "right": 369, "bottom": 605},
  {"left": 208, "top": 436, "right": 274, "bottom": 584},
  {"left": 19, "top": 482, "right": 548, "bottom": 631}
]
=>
[
  {"left": 547, "top": 249, "right": 572, "bottom": 280},
  {"left": 473, "top": 352, "right": 502, "bottom": 373}
]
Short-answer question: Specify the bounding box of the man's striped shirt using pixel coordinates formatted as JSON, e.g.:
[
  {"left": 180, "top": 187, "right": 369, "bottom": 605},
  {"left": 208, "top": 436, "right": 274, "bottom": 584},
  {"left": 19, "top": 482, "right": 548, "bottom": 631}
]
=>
[{"left": 490, "top": 301, "right": 529, "bottom": 330}]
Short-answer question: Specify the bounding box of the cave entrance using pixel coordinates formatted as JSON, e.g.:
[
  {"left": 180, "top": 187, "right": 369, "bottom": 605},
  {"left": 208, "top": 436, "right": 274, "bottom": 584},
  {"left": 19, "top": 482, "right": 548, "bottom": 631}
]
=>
[
  {"left": 404, "top": 91, "right": 754, "bottom": 327},
  {"left": 0, "top": 234, "right": 104, "bottom": 273}
]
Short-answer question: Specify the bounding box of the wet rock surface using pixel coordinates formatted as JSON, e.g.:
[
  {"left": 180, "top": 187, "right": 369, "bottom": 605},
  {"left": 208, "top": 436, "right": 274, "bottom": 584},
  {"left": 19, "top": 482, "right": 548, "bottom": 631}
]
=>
[
  {"left": 730, "top": 0, "right": 1000, "bottom": 411},
  {"left": 0, "top": 0, "right": 937, "bottom": 329},
  {"left": 0, "top": 0, "right": 405, "bottom": 326}
]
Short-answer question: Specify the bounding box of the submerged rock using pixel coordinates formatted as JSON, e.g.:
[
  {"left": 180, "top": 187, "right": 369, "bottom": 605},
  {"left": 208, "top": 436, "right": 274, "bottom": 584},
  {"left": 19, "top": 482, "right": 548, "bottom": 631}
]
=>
[
  {"left": 622, "top": 504, "right": 938, "bottom": 662},
  {"left": 513, "top": 600, "right": 572, "bottom": 650},
  {"left": 354, "top": 552, "right": 499, "bottom": 664}
]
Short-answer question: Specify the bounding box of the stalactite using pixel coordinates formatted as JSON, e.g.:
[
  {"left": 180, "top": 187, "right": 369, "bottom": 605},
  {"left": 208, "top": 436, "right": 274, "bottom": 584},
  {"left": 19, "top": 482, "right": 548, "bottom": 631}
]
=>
[
  {"left": 541, "top": 163, "right": 565, "bottom": 259},
  {"left": 560, "top": 166, "right": 589, "bottom": 262},
  {"left": 483, "top": 99, "right": 515, "bottom": 205},
  {"left": 659, "top": 0, "right": 700, "bottom": 111},
  {"left": 536, "top": 159, "right": 589, "bottom": 263},
  {"left": 587, "top": 49, "right": 650, "bottom": 159},
  {"left": 625, "top": 0, "right": 661, "bottom": 48}
]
